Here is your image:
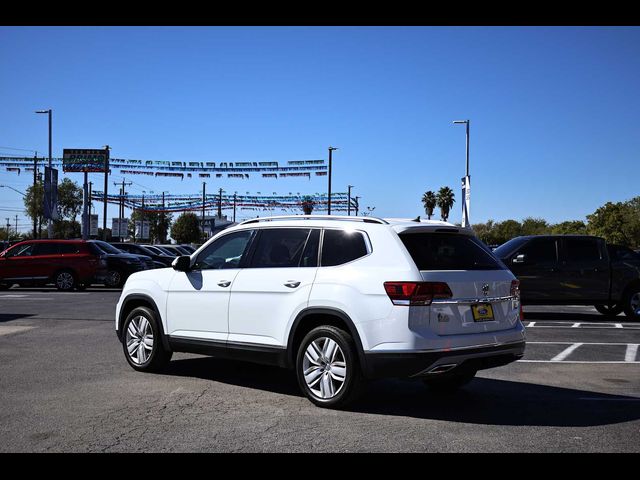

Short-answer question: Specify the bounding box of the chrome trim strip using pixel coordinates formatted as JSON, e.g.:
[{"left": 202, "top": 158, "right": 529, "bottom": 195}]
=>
[
  {"left": 431, "top": 295, "right": 517, "bottom": 305},
  {"left": 366, "top": 339, "right": 525, "bottom": 355}
]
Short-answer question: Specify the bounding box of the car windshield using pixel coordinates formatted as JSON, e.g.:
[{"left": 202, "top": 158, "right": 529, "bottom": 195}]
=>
[
  {"left": 92, "top": 241, "right": 123, "bottom": 255},
  {"left": 493, "top": 237, "right": 529, "bottom": 258}
]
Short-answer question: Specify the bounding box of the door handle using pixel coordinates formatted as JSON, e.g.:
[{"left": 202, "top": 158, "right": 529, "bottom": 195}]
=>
[
  {"left": 284, "top": 281, "right": 301, "bottom": 288},
  {"left": 217, "top": 280, "right": 231, "bottom": 288}
]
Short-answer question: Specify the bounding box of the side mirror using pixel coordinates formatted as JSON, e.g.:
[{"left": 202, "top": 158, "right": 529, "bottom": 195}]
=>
[
  {"left": 512, "top": 254, "right": 526, "bottom": 264},
  {"left": 172, "top": 255, "right": 192, "bottom": 272}
]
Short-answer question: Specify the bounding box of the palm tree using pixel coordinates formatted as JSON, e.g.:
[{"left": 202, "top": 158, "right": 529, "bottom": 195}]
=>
[
  {"left": 436, "top": 186, "right": 455, "bottom": 222},
  {"left": 421, "top": 191, "right": 437, "bottom": 220}
]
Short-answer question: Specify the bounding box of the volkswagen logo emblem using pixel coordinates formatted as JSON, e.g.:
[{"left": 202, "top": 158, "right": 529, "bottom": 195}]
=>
[{"left": 482, "top": 284, "right": 490, "bottom": 296}]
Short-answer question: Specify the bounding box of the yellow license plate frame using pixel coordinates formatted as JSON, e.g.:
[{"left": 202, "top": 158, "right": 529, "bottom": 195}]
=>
[{"left": 472, "top": 303, "right": 494, "bottom": 322}]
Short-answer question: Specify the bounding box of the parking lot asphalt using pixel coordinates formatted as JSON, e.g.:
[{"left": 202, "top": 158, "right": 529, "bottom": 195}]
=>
[{"left": 1, "top": 288, "right": 639, "bottom": 452}]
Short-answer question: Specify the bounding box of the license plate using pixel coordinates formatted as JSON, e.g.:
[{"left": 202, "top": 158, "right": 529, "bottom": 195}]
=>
[{"left": 472, "top": 303, "right": 494, "bottom": 322}]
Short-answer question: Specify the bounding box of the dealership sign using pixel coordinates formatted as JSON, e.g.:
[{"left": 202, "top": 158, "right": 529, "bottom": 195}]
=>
[{"left": 63, "top": 148, "right": 109, "bottom": 173}]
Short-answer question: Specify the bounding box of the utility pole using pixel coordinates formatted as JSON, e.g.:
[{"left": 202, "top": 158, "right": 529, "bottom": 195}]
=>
[
  {"left": 161, "top": 191, "right": 166, "bottom": 244},
  {"left": 233, "top": 192, "right": 237, "bottom": 223},
  {"left": 354, "top": 196, "right": 360, "bottom": 216},
  {"left": 5, "top": 218, "right": 10, "bottom": 240},
  {"left": 327, "top": 146, "right": 338, "bottom": 215},
  {"left": 202, "top": 182, "right": 206, "bottom": 240},
  {"left": 89, "top": 181, "right": 93, "bottom": 238},
  {"left": 217, "top": 187, "right": 223, "bottom": 219},
  {"left": 33, "top": 153, "right": 38, "bottom": 238},
  {"left": 15, "top": 215, "right": 18, "bottom": 238},
  {"left": 347, "top": 185, "right": 354, "bottom": 216},
  {"left": 114, "top": 179, "right": 131, "bottom": 242},
  {"left": 102, "top": 145, "right": 110, "bottom": 240},
  {"left": 453, "top": 120, "right": 471, "bottom": 228},
  {"left": 35, "top": 109, "right": 53, "bottom": 238}
]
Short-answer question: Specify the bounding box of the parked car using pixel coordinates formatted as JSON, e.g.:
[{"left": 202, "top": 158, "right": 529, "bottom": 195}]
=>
[
  {"left": 157, "top": 244, "right": 191, "bottom": 256},
  {"left": 0, "top": 239, "right": 108, "bottom": 291},
  {"left": 140, "top": 245, "right": 174, "bottom": 257},
  {"left": 179, "top": 244, "right": 196, "bottom": 254},
  {"left": 111, "top": 242, "right": 174, "bottom": 267},
  {"left": 87, "top": 240, "right": 150, "bottom": 287},
  {"left": 115, "top": 215, "right": 525, "bottom": 408},
  {"left": 494, "top": 235, "right": 640, "bottom": 319}
]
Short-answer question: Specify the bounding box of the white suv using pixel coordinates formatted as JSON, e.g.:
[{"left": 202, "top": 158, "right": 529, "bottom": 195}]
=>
[{"left": 116, "top": 216, "right": 525, "bottom": 408}]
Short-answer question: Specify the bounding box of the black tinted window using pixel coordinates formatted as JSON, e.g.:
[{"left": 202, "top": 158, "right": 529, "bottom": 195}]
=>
[
  {"left": 321, "top": 229, "right": 368, "bottom": 267},
  {"left": 301, "top": 229, "right": 320, "bottom": 267},
  {"left": 563, "top": 238, "right": 601, "bottom": 262},
  {"left": 608, "top": 245, "right": 640, "bottom": 262},
  {"left": 518, "top": 238, "right": 557, "bottom": 263},
  {"left": 33, "top": 243, "right": 59, "bottom": 256},
  {"left": 194, "top": 230, "right": 253, "bottom": 270},
  {"left": 59, "top": 243, "right": 81, "bottom": 254},
  {"left": 250, "top": 228, "right": 311, "bottom": 268},
  {"left": 7, "top": 243, "right": 35, "bottom": 257},
  {"left": 400, "top": 233, "right": 504, "bottom": 270}
]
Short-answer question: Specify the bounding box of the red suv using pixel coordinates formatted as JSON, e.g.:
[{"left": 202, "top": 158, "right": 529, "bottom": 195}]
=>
[{"left": 0, "top": 240, "right": 108, "bottom": 291}]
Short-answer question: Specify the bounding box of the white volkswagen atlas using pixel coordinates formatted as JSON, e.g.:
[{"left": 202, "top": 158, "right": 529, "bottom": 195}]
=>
[{"left": 116, "top": 216, "right": 525, "bottom": 408}]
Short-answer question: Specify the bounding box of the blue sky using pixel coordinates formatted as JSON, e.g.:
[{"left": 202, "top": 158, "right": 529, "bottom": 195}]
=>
[{"left": 1, "top": 26, "right": 639, "bottom": 232}]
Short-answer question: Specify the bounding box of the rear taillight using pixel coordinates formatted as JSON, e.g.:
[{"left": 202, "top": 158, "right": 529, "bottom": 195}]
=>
[
  {"left": 384, "top": 282, "right": 452, "bottom": 306},
  {"left": 511, "top": 279, "right": 523, "bottom": 320},
  {"left": 510, "top": 279, "right": 520, "bottom": 298}
]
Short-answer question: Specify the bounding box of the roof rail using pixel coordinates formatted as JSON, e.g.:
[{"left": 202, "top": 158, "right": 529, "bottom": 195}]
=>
[{"left": 238, "top": 215, "right": 389, "bottom": 226}]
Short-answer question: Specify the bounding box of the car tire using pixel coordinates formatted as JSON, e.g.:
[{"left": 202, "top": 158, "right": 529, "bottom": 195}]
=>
[
  {"left": 122, "top": 306, "right": 172, "bottom": 372},
  {"left": 595, "top": 304, "right": 623, "bottom": 316},
  {"left": 106, "top": 269, "right": 124, "bottom": 288},
  {"left": 623, "top": 287, "right": 640, "bottom": 321},
  {"left": 54, "top": 270, "right": 76, "bottom": 291},
  {"left": 422, "top": 368, "right": 477, "bottom": 393},
  {"left": 295, "top": 325, "right": 366, "bottom": 409}
]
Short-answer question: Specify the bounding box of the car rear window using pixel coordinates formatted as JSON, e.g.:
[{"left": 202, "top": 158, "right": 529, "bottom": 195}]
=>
[
  {"left": 321, "top": 229, "right": 369, "bottom": 267},
  {"left": 400, "top": 232, "right": 505, "bottom": 271}
]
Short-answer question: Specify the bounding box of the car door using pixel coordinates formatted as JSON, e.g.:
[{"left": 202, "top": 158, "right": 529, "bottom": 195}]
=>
[
  {"left": 228, "top": 228, "right": 320, "bottom": 347},
  {"left": 165, "top": 229, "right": 255, "bottom": 341},
  {"left": 557, "top": 237, "right": 610, "bottom": 302},
  {"left": 507, "top": 237, "right": 561, "bottom": 302},
  {"left": 0, "top": 242, "right": 37, "bottom": 281}
]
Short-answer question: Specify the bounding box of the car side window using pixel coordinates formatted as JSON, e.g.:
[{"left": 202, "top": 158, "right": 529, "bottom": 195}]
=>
[
  {"left": 193, "top": 230, "right": 253, "bottom": 270},
  {"left": 249, "top": 228, "right": 312, "bottom": 268},
  {"left": 321, "top": 229, "right": 369, "bottom": 267},
  {"left": 59, "top": 244, "right": 81, "bottom": 254},
  {"left": 516, "top": 238, "right": 557, "bottom": 263},
  {"left": 562, "top": 238, "right": 602, "bottom": 262},
  {"left": 7, "top": 243, "right": 35, "bottom": 257}
]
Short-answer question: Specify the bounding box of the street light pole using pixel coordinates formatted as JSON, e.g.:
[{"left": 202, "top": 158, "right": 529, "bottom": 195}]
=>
[
  {"left": 35, "top": 109, "right": 52, "bottom": 238},
  {"left": 347, "top": 185, "right": 354, "bottom": 216},
  {"left": 327, "top": 146, "right": 338, "bottom": 215},
  {"left": 453, "top": 120, "right": 471, "bottom": 228}
]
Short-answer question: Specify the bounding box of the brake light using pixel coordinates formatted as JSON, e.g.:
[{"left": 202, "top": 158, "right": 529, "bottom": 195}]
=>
[
  {"left": 384, "top": 282, "right": 452, "bottom": 306},
  {"left": 510, "top": 279, "right": 520, "bottom": 298}
]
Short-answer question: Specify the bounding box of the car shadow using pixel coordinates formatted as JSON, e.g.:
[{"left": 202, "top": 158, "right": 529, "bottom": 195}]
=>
[
  {"left": 523, "top": 311, "right": 624, "bottom": 322},
  {"left": 164, "top": 356, "right": 640, "bottom": 427},
  {"left": 0, "top": 313, "right": 35, "bottom": 323}
]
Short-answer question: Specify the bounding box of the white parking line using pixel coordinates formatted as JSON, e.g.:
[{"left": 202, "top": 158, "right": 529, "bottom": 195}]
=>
[
  {"left": 528, "top": 342, "right": 632, "bottom": 345},
  {"left": 550, "top": 343, "right": 583, "bottom": 362},
  {"left": 625, "top": 344, "right": 639, "bottom": 362},
  {"left": 0, "top": 326, "right": 35, "bottom": 336},
  {"left": 524, "top": 322, "right": 640, "bottom": 330},
  {"left": 571, "top": 323, "right": 581, "bottom": 328},
  {"left": 527, "top": 322, "right": 536, "bottom": 327},
  {"left": 518, "top": 360, "right": 640, "bottom": 364}
]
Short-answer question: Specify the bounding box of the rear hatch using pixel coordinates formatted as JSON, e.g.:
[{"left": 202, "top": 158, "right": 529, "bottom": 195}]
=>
[{"left": 399, "top": 230, "right": 519, "bottom": 335}]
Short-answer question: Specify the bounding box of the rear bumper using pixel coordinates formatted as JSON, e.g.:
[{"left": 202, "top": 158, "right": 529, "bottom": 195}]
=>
[{"left": 362, "top": 341, "right": 525, "bottom": 379}]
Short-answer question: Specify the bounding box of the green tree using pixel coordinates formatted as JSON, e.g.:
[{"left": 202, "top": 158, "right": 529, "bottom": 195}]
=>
[
  {"left": 436, "top": 186, "right": 455, "bottom": 222},
  {"left": 53, "top": 219, "right": 81, "bottom": 239},
  {"left": 130, "top": 210, "right": 173, "bottom": 243},
  {"left": 472, "top": 220, "right": 496, "bottom": 245},
  {"left": 170, "top": 212, "right": 202, "bottom": 244},
  {"left": 491, "top": 219, "right": 523, "bottom": 245},
  {"left": 56, "top": 178, "right": 83, "bottom": 222},
  {"left": 23, "top": 179, "right": 45, "bottom": 238},
  {"left": 421, "top": 191, "right": 437, "bottom": 220},
  {"left": 586, "top": 201, "right": 640, "bottom": 247},
  {"left": 300, "top": 195, "right": 315, "bottom": 215},
  {"left": 551, "top": 220, "right": 587, "bottom": 235},
  {"left": 521, "top": 217, "right": 550, "bottom": 236}
]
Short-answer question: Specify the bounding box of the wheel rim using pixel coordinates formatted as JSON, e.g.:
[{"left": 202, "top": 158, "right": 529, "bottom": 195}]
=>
[
  {"left": 56, "top": 272, "right": 74, "bottom": 290},
  {"left": 302, "top": 337, "right": 347, "bottom": 400},
  {"left": 125, "top": 315, "right": 154, "bottom": 365},
  {"left": 630, "top": 293, "right": 640, "bottom": 316},
  {"left": 107, "top": 271, "right": 121, "bottom": 287}
]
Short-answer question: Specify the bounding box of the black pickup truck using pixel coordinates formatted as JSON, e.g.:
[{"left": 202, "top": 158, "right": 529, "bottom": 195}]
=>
[{"left": 493, "top": 235, "right": 640, "bottom": 319}]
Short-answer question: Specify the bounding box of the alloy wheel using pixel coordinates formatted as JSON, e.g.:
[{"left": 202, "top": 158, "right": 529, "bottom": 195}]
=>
[
  {"left": 302, "top": 337, "right": 347, "bottom": 400},
  {"left": 56, "top": 272, "right": 74, "bottom": 290},
  {"left": 125, "top": 315, "right": 154, "bottom": 365}
]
